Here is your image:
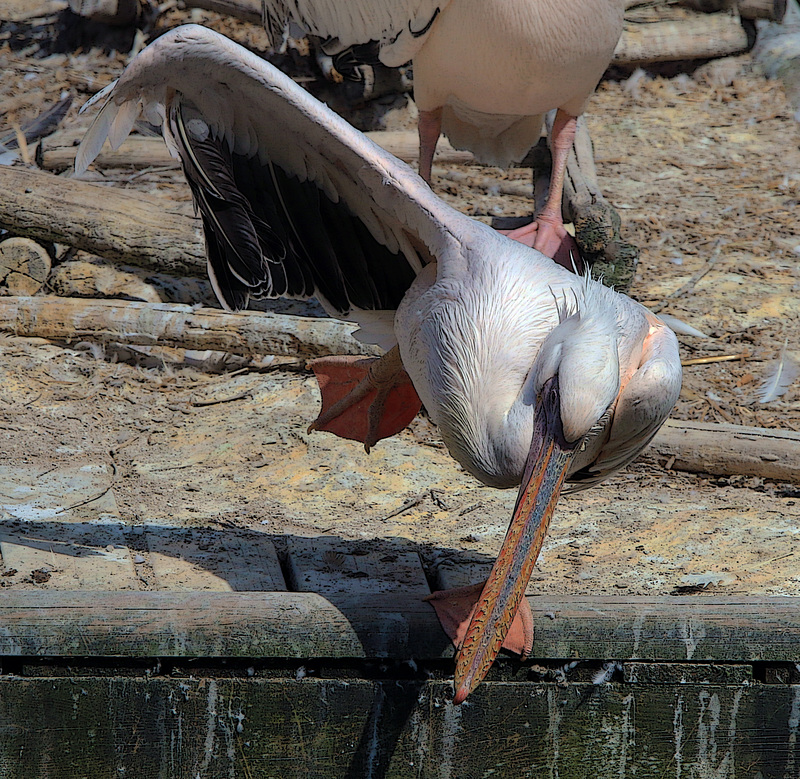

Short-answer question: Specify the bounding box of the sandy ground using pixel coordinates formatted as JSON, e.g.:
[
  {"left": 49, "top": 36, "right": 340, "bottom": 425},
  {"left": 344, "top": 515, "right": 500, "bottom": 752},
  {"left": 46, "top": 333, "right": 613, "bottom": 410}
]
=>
[{"left": 1, "top": 6, "right": 800, "bottom": 598}]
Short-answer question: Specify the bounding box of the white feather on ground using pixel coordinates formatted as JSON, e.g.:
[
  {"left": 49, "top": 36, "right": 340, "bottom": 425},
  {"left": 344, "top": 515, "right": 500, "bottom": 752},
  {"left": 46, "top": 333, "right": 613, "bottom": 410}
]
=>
[{"left": 758, "top": 339, "right": 799, "bottom": 403}]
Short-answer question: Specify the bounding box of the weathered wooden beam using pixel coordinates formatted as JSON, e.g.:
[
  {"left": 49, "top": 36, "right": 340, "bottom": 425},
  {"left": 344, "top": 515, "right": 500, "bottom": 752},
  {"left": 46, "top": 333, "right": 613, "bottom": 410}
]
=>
[
  {"left": 655, "top": 418, "right": 800, "bottom": 483},
  {"left": 1, "top": 677, "right": 797, "bottom": 778},
  {"left": 0, "top": 166, "right": 205, "bottom": 277},
  {"left": 615, "top": 11, "right": 750, "bottom": 63},
  {"left": 0, "top": 297, "right": 375, "bottom": 358},
  {"left": 2, "top": 592, "right": 800, "bottom": 661}
]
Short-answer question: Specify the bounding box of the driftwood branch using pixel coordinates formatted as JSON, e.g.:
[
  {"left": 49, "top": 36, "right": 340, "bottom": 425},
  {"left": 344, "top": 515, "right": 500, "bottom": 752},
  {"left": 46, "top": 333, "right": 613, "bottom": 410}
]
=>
[
  {"left": 38, "top": 128, "right": 474, "bottom": 172},
  {"left": 0, "top": 166, "right": 205, "bottom": 277},
  {"left": 0, "top": 296, "right": 375, "bottom": 358},
  {"left": 654, "top": 419, "right": 800, "bottom": 483}
]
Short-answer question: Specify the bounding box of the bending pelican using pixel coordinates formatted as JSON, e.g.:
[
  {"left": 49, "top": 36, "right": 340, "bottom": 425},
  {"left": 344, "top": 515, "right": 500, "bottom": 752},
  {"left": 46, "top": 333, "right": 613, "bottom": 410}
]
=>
[{"left": 76, "top": 26, "right": 681, "bottom": 703}]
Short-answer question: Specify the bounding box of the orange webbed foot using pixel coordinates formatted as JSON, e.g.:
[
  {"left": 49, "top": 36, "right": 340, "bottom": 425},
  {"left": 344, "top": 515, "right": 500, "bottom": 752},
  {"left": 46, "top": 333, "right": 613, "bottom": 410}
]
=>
[
  {"left": 307, "top": 346, "right": 422, "bottom": 452},
  {"left": 425, "top": 580, "right": 534, "bottom": 659}
]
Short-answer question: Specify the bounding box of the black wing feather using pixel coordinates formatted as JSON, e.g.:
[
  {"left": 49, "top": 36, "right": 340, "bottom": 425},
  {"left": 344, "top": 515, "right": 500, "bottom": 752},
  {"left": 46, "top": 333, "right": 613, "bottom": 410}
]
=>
[{"left": 172, "top": 103, "right": 416, "bottom": 315}]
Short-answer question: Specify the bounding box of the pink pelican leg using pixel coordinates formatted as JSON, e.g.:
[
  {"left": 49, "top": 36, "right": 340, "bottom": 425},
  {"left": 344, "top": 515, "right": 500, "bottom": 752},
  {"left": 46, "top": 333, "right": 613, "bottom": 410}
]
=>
[
  {"left": 501, "top": 109, "right": 578, "bottom": 260},
  {"left": 308, "top": 346, "right": 422, "bottom": 452},
  {"left": 417, "top": 107, "right": 443, "bottom": 185}
]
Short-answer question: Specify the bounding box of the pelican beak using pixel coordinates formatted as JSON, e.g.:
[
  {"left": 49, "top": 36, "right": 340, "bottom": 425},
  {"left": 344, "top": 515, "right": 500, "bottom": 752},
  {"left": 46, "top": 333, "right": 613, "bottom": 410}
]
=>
[{"left": 453, "top": 376, "right": 576, "bottom": 704}]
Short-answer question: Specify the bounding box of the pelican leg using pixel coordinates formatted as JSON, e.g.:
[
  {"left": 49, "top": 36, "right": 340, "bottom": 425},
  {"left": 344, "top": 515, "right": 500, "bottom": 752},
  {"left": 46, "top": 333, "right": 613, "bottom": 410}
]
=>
[
  {"left": 425, "top": 582, "right": 534, "bottom": 659},
  {"left": 417, "top": 107, "right": 442, "bottom": 185},
  {"left": 308, "top": 345, "right": 422, "bottom": 452},
  {"left": 500, "top": 109, "right": 579, "bottom": 263}
]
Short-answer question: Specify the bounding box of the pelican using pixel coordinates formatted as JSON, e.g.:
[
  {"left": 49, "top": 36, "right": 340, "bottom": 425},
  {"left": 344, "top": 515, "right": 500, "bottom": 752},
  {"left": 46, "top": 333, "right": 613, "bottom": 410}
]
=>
[
  {"left": 262, "top": 0, "right": 627, "bottom": 258},
  {"left": 76, "top": 26, "right": 682, "bottom": 703}
]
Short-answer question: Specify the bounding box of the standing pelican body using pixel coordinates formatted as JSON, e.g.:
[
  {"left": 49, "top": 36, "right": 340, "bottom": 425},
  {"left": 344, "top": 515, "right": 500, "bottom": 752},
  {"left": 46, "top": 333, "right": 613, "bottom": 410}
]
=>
[
  {"left": 263, "top": 0, "right": 627, "bottom": 257},
  {"left": 77, "top": 26, "right": 681, "bottom": 702}
]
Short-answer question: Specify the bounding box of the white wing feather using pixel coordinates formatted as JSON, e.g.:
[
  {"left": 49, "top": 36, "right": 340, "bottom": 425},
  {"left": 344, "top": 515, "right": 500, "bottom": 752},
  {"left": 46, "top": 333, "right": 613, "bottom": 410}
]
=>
[
  {"left": 759, "top": 341, "right": 799, "bottom": 403},
  {"left": 75, "top": 24, "right": 474, "bottom": 268}
]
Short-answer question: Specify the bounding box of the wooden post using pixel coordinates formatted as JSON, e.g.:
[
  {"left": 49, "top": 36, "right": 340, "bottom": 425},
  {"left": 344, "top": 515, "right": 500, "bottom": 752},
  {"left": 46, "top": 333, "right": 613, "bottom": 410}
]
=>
[{"left": 0, "top": 238, "right": 51, "bottom": 295}]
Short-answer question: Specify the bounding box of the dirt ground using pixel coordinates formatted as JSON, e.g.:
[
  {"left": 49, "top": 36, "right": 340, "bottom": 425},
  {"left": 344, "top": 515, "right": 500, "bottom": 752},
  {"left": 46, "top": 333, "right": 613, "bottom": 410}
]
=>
[{"left": 1, "top": 6, "right": 800, "bottom": 598}]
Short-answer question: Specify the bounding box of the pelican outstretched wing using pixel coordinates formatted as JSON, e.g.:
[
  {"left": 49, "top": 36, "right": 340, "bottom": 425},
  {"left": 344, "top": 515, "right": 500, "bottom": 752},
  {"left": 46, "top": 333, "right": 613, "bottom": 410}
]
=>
[{"left": 76, "top": 24, "right": 478, "bottom": 324}]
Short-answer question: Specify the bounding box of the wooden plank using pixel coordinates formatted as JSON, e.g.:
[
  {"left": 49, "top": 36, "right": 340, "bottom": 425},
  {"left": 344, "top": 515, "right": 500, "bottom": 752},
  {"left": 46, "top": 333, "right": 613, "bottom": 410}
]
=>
[
  {"left": 2, "top": 593, "right": 800, "bottom": 662},
  {"left": 434, "top": 557, "right": 548, "bottom": 596},
  {"left": 0, "top": 464, "right": 137, "bottom": 588},
  {"left": 0, "top": 677, "right": 797, "bottom": 778},
  {"left": 146, "top": 527, "right": 286, "bottom": 591},
  {"left": 285, "top": 536, "right": 430, "bottom": 596}
]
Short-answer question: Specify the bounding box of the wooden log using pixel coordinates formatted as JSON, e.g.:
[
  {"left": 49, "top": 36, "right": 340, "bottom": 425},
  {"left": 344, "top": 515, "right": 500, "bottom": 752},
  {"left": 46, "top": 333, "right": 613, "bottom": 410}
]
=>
[
  {"left": 628, "top": 0, "right": 784, "bottom": 19},
  {"left": 655, "top": 418, "right": 800, "bottom": 482},
  {"left": 366, "top": 130, "right": 473, "bottom": 166},
  {"left": 0, "top": 238, "right": 51, "bottom": 296},
  {"left": 2, "top": 591, "right": 800, "bottom": 661},
  {"left": 0, "top": 166, "right": 205, "bottom": 277},
  {"left": 738, "top": 0, "right": 787, "bottom": 20},
  {"left": 38, "top": 130, "right": 180, "bottom": 171},
  {"left": 48, "top": 259, "right": 166, "bottom": 302},
  {"left": 679, "top": 0, "right": 737, "bottom": 12},
  {"left": 38, "top": 128, "right": 474, "bottom": 172},
  {"left": 182, "top": 0, "right": 262, "bottom": 23},
  {"left": 0, "top": 296, "right": 375, "bottom": 358},
  {"left": 615, "top": 12, "right": 750, "bottom": 63}
]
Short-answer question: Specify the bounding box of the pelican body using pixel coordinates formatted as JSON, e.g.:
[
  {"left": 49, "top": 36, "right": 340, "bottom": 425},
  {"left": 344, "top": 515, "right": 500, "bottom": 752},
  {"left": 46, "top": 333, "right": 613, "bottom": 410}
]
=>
[{"left": 76, "top": 26, "right": 682, "bottom": 703}]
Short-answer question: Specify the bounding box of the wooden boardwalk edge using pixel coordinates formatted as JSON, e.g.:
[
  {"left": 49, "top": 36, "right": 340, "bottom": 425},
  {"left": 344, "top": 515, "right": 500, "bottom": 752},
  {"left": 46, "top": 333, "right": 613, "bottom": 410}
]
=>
[{"left": 2, "top": 592, "right": 800, "bottom": 662}]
